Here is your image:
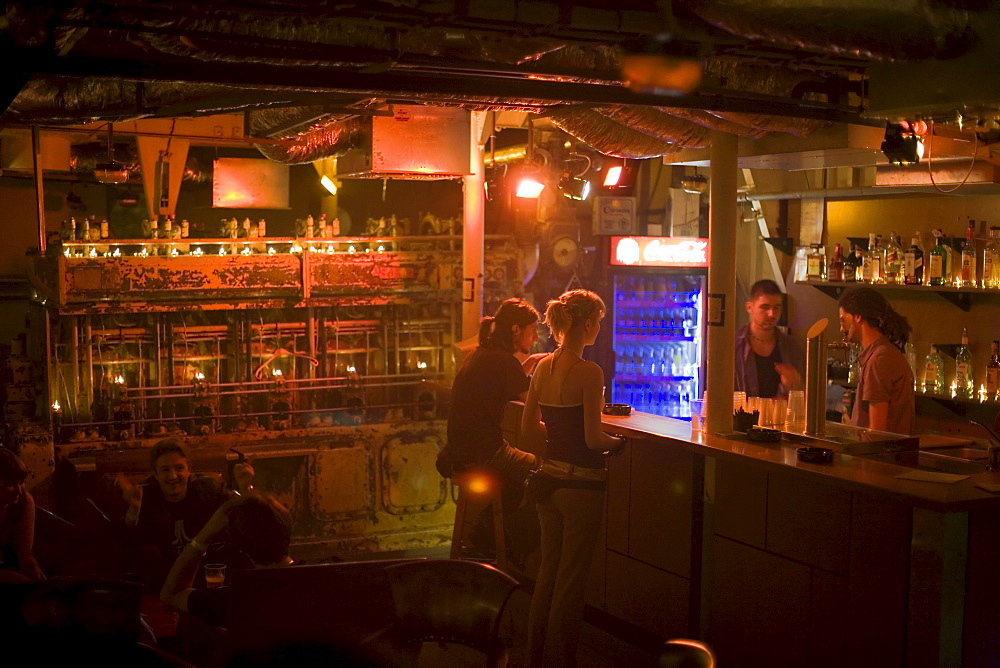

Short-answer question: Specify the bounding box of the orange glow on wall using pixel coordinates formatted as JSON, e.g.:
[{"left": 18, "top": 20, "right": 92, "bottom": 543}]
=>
[{"left": 213, "top": 158, "right": 290, "bottom": 209}]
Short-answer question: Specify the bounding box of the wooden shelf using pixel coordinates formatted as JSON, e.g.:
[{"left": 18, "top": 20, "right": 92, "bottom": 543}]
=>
[{"left": 795, "top": 280, "right": 1000, "bottom": 311}]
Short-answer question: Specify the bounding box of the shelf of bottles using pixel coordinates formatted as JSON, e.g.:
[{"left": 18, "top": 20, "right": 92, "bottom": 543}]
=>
[{"left": 611, "top": 274, "right": 703, "bottom": 418}]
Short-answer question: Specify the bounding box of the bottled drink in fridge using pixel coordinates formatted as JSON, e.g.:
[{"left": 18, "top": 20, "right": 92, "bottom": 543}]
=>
[
  {"left": 959, "top": 221, "right": 978, "bottom": 288},
  {"left": 924, "top": 346, "right": 945, "bottom": 394},
  {"left": 843, "top": 244, "right": 860, "bottom": 282},
  {"left": 987, "top": 340, "right": 1000, "bottom": 401},
  {"left": 929, "top": 231, "right": 949, "bottom": 286},
  {"left": 903, "top": 235, "right": 924, "bottom": 285},
  {"left": 983, "top": 226, "right": 1000, "bottom": 289},
  {"left": 829, "top": 243, "right": 845, "bottom": 282},
  {"left": 955, "top": 328, "right": 974, "bottom": 399}
]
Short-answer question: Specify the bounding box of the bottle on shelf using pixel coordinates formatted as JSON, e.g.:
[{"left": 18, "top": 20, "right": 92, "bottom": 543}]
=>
[
  {"left": 928, "top": 230, "right": 949, "bottom": 286},
  {"left": 862, "top": 233, "right": 881, "bottom": 283},
  {"left": 806, "top": 244, "right": 825, "bottom": 281},
  {"left": 924, "top": 346, "right": 944, "bottom": 394},
  {"left": 955, "top": 328, "right": 974, "bottom": 398},
  {"left": 905, "top": 341, "right": 917, "bottom": 389},
  {"left": 983, "top": 226, "right": 1000, "bottom": 289},
  {"left": 843, "top": 243, "right": 859, "bottom": 282},
  {"left": 884, "top": 232, "right": 902, "bottom": 284},
  {"left": 987, "top": 340, "right": 1000, "bottom": 401},
  {"left": 828, "top": 243, "right": 845, "bottom": 282},
  {"left": 959, "top": 220, "right": 978, "bottom": 288},
  {"left": 99, "top": 219, "right": 110, "bottom": 240},
  {"left": 903, "top": 234, "right": 924, "bottom": 285}
]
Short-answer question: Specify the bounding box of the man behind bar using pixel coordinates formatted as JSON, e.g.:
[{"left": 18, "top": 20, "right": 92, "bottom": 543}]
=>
[
  {"left": 735, "top": 279, "right": 804, "bottom": 399},
  {"left": 838, "top": 287, "right": 915, "bottom": 434}
]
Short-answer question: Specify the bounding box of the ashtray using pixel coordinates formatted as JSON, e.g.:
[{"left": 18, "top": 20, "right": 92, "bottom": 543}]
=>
[
  {"left": 603, "top": 403, "right": 632, "bottom": 416},
  {"left": 797, "top": 446, "right": 834, "bottom": 464},
  {"left": 746, "top": 426, "right": 782, "bottom": 442}
]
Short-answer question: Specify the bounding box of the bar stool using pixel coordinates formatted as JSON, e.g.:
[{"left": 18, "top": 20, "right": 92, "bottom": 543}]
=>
[{"left": 449, "top": 467, "right": 507, "bottom": 571}]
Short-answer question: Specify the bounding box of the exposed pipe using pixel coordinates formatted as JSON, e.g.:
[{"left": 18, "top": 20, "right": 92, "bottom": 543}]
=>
[{"left": 462, "top": 110, "right": 487, "bottom": 340}]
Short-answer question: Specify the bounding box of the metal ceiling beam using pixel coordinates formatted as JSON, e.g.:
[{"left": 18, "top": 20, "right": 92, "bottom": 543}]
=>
[{"left": 10, "top": 48, "right": 872, "bottom": 124}]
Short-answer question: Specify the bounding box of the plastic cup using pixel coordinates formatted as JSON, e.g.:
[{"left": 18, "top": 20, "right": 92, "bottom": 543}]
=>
[
  {"left": 759, "top": 398, "right": 776, "bottom": 427},
  {"left": 690, "top": 399, "right": 706, "bottom": 433},
  {"left": 204, "top": 563, "right": 226, "bottom": 589},
  {"left": 733, "top": 391, "right": 746, "bottom": 412},
  {"left": 786, "top": 390, "right": 805, "bottom": 429}
]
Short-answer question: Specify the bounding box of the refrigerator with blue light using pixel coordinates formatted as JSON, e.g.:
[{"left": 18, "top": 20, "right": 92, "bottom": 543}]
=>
[{"left": 608, "top": 235, "right": 708, "bottom": 419}]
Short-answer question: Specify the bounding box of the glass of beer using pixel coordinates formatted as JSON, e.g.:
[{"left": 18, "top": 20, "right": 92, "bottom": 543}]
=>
[{"left": 204, "top": 563, "right": 226, "bottom": 589}]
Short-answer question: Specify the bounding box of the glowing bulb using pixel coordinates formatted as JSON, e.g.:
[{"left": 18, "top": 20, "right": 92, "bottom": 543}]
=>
[
  {"left": 170, "top": 247, "right": 179, "bottom": 257},
  {"left": 63, "top": 248, "right": 72, "bottom": 257},
  {"left": 112, "top": 247, "right": 121, "bottom": 257},
  {"left": 218, "top": 246, "right": 227, "bottom": 255},
  {"left": 267, "top": 246, "right": 276, "bottom": 254},
  {"left": 377, "top": 245, "right": 385, "bottom": 253},
  {"left": 417, "top": 361, "right": 428, "bottom": 369},
  {"left": 88, "top": 247, "right": 97, "bottom": 258},
  {"left": 326, "top": 245, "right": 335, "bottom": 254},
  {"left": 516, "top": 177, "right": 545, "bottom": 198},
  {"left": 347, "top": 365, "right": 356, "bottom": 374},
  {"left": 138, "top": 247, "right": 149, "bottom": 257},
  {"left": 290, "top": 243, "right": 303, "bottom": 254},
  {"left": 52, "top": 400, "right": 61, "bottom": 412},
  {"left": 272, "top": 368, "right": 283, "bottom": 377},
  {"left": 115, "top": 374, "right": 126, "bottom": 385},
  {"left": 348, "top": 245, "right": 356, "bottom": 253},
  {"left": 980, "top": 384, "right": 988, "bottom": 403},
  {"left": 241, "top": 247, "right": 252, "bottom": 256},
  {"left": 194, "top": 371, "right": 205, "bottom": 381}
]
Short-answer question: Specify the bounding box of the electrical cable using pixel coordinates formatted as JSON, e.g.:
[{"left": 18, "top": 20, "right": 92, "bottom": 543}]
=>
[{"left": 928, "top": 121, "right": 979, "bottom": 194}]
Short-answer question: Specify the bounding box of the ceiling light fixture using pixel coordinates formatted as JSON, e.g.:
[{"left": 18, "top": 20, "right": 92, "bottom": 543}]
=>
[
  {"left": 680, "top": 174, "right": 708, "bottom": 195},
  {"left": 600, "top": 160, "right": 637, "bottom": 196},
  {"left": 320, "top": 174, "right": 338, "bottom": 195},
  {"left": 515, "top": 116, "right": 545, "bottom": 199},
  {"left": 881, "top": 123, "right": 921, "bottom": 166},
  {"left": 558, "top": 152, "right": 592, "bottom": 201},
  {"left": 93, "top": 123, "right": 129, "bottom": 184}
]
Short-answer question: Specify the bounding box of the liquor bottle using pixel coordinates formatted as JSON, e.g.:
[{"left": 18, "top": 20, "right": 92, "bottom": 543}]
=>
[
  {"left": 906, "top": 341, "right": 917, "bottom": 389},
  {"left": 257, "top": 219, "right": 267, "bottom": 238},
  {"left": 903, "top": 235, "right": 923, "bottom": 285},
  {"left": 884, "top": 232, "right": 902, "bottom": 284},
  {"left": 924, "top": 346, "right": 944, "bottom": 394},
  {"left": 983, "top": 226, "right": 1000, "bottom": 289},
  {"left": 929, "top": 231, "right": 948, "bottom": 286},
  {"left": 100, "top": 219, "right": 109, "bottom": 240},
  {"left": 162, "top": 215, "right": 173, "bottom": 239},
  {"left": 843, "top": 244, "right": 859, "bottom": 282},
  {"left": 987, "top": 340, "right": 1000, "bottom": 401},
  {"left": 862, "top": 233, "right": 881, "bottom": 283},
  {"left": 828, "top": 243, "right": 845, "bottom": 282},
  {"left": 331, "top": 217, "right": 341, "bottom": 236},
  {"left": 955, "top": 328, "right": 973, "bottom": 399},
  {"left": 318, "top": 213, "right": 328, "bottom": 238},
  {"left": 959, "top": 221, "right": 978, "bottom": 288},
  {"left": 806, "top": 244, "right": 825, "bottom": 280}
]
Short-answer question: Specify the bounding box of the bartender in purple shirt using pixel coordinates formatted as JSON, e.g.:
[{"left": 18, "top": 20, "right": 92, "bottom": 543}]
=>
[
  {"left": 735, "top": 280, "right": 804, "bottom": 399},
  {"left": 838, "top": 287, "right": 915, "bottom": 435}
]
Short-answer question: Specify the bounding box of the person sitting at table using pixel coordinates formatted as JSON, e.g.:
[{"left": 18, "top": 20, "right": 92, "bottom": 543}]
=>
[
  {"left": 160, "top": 493, "right": 293, "bottom": 628},
  {"left": 119, "top": 439, "right": 251, "bottom": 590},
  {"left": 0, "top": 448, "right": 45, "bottom": 582}
]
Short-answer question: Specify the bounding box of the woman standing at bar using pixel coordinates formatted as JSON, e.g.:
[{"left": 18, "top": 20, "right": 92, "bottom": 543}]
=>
[{"left": 522, "top": 289, "right": 626, "bottom": 667}]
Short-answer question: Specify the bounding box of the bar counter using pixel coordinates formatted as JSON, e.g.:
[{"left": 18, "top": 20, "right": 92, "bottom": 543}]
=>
[
  {"left": 601, "top": 411, "right": 1000, "bottom": 513},
  {"left": 583, "top": 411, "right": 1000, "bottom": 668}
]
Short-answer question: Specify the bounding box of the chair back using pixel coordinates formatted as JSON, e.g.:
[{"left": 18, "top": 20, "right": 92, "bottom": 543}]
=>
[
  {"left": 659, "top": 638, "right": 716, "bottom": 668},
  {"left": 0, "top": 577, "right": 143, "bottom": 643},
  {"left": 384, "top": 559, "right": 519, "bottom": 652},
  {"left": 227, "top": 558, "right": 425, "bottom": 655}
]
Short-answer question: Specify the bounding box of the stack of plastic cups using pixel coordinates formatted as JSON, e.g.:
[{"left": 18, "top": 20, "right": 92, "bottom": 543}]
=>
[
  {"left": 785, "top": 390, "right": 806, "bottom": 432},
  {"left": 733, "top": 391, "right": 746, "bottom": 413}
]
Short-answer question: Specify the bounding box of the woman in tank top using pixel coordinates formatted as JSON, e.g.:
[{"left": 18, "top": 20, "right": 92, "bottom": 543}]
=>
[{"left": 521, "top": 289, "right": 626, "bottom": 667}]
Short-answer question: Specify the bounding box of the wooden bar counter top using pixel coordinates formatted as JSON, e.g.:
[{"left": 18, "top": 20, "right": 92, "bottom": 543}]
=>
[{"left": 582, "top": 410, "right": 1000, "bottom": 667}]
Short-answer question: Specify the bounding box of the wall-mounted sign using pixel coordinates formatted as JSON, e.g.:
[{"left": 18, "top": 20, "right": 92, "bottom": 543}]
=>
[
  {"left": 610, "top": 236, "right": 710, "bottom": 267},
  {"left": 593, "top": 196, "right": 636, "bottom": 235}
]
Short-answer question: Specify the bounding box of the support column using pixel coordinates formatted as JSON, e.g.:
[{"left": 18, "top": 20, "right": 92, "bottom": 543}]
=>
[
  {"left": 462, "top": 111, "right": 487, "bottom": 340},
  {"left": 705, "top": 131, "right": 738, "bottom": 433}
]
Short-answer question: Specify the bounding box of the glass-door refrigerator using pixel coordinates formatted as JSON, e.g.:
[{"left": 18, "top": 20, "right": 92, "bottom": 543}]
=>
[{"left": 608, "top": 236, "right": 708, "bottom": 419}]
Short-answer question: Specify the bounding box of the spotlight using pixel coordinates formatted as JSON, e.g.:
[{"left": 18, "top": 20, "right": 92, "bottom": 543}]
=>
[
  {"left": 881, "top": 123, "right": 921, "bottom": 165},
  {"left": 600, "top": 161, "right": 637, "bottom": 196},
  {"left": 558, "top": 175, "right": 591, "bottom": 201},
  {"left": 680, "top": 174, "right": 708, "bottom": 195},
  {"left": 320, "top": 174, "right": 338, "bottom": 195},
  {"left": 516, "top": 177, "right": 544, "bottom": 198}
]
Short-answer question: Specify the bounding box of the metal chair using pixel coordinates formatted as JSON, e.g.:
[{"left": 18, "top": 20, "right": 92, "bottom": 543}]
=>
[
  {"left": 659, "top": 638, "right": 716, "bottom": 668},
  {"left": 374, "top": 559, "right": 520, "bottom": 668}
]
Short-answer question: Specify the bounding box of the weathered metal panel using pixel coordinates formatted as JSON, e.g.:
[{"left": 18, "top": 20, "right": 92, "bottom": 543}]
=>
[
  {"left": 382, "top": 430, "right": 447, "bottom": 515},
  {"left": 308, "top": 442, "right": 374, "bottom": 520},
  {"left": 61, "top": 255, "right": 301, "bottom": 303}
]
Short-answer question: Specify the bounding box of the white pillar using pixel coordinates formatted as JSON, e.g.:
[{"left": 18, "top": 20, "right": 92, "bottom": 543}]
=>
[
  {"left": 462, "top": 111, "right": 487, "bottom": 340},
  {"left": 706, "top": 131, "right": 738, "bottom": 433}
]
